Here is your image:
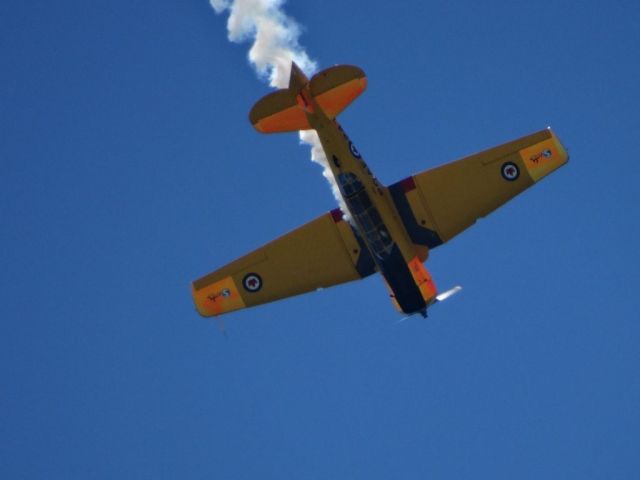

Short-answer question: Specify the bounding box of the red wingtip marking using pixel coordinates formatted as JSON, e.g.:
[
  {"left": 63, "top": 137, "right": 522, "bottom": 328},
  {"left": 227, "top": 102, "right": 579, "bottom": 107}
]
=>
[
  {"left": 331, "top": 208, "right": 344, "bottom": 223},
  {"left": 399, "top": 176, "right": 416, "bottom": 192}
]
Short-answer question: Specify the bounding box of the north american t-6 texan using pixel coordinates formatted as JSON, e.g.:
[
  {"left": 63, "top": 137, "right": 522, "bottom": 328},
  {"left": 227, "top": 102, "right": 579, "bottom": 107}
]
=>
[{"left": 192, "top": 63, "right": 568, "bottom": 319}]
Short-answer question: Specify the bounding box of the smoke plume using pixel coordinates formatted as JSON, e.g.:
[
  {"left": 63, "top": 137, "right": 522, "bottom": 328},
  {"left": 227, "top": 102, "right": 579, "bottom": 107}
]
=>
[{"left": 209, "top": 0, "right": 346, "bottom": 211}]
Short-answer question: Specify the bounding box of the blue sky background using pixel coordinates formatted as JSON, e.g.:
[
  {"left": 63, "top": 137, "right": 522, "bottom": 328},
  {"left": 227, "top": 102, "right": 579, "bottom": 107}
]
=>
[{"left": 2, "top": 1, "right": 639, "bottom": 478}]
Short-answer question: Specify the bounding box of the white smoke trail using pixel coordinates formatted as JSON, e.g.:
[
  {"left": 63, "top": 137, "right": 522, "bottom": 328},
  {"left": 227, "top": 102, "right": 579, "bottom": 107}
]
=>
[{"left": 209, "top": 0, "right": 346, "bottom": 213}]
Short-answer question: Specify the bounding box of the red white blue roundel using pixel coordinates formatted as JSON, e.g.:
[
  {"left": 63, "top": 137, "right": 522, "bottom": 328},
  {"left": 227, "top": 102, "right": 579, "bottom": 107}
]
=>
[
  {"left": 501, "top": 162, "right": 520, "bottom": 181},
  {"left": 242, "top": 273, "right": 262, "bottom": 292}
]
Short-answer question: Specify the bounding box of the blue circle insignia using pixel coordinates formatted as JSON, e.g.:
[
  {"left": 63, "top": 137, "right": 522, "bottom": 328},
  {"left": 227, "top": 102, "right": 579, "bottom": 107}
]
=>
[{"left": 501, "top": 162, "right": 520, "bottom": 181}]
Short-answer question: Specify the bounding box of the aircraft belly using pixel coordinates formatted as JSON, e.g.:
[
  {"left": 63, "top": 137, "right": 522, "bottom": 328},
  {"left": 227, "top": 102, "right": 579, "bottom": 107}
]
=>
[
  {"left": 377, "top": 244, "right": 427, "bottom": 315},
  {"left": 310, "top": 109, "right": 429, "bottom": 315},
  {"left": 338, "top": 179, "right": 426, "bottom": 315}
]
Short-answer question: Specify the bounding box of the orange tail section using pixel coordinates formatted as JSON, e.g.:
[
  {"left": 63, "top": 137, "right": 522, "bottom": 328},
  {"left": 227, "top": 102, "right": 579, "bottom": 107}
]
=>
[{"left": 249, "top": 63, "right": 367, "bottom": 134}]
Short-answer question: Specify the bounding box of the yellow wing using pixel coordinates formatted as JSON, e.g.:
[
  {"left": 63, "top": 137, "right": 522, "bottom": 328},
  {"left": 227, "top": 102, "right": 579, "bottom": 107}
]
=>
[
  {"left": 388, "top": 128, "right": 569, "bottom": 248},
  {"left": 192, "top": 209, "right": 376, "bottom": 317}
]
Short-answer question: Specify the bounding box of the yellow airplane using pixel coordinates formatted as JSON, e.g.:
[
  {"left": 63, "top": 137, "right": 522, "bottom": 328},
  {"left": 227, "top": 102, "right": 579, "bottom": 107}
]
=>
[{"left": 192, "top": 63, "right": 568, "bottom": 319}]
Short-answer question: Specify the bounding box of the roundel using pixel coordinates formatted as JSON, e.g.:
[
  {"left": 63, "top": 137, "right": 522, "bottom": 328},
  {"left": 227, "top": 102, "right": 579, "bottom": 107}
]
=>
[
  {"left": 349, "top": 141, "right": 361, "bottom": 158},
  {"left": 501, "top": 162, "right": 520, "bottom": 181},
  {"left": 242, "top": 273, "right": 262, "bottom": 292}
]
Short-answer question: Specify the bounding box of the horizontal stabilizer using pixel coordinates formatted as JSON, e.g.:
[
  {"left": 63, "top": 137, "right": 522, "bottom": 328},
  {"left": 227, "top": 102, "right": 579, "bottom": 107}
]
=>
[
  {"left": 249, "top": 88, "right": 311, "bottom": 133},
  {"left": 310, "top": 65, "right": 367, "bottom": 119},
  {"left": 249, "top": 63, "right": 367, "bottom": 134}
]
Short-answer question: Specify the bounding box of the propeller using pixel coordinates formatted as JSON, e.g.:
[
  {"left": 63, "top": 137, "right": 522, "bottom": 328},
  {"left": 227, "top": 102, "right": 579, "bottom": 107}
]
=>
[
  {"left": 434, "top": 285, "right": 463, "bottom": 303},
  {"left": 394, "top": 285, "right": 463, "bottom": 325}
]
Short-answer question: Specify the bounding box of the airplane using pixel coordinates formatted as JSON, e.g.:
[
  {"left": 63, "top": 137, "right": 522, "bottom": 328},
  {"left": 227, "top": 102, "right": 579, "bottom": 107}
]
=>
[{"left": 191, "top": 62, "right": 568, "bottom": 319}]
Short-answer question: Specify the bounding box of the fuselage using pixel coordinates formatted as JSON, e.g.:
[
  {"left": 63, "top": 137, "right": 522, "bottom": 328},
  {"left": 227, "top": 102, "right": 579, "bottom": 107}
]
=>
[{"left": 300, "top": 90, "right": 428, "bottom": 316}]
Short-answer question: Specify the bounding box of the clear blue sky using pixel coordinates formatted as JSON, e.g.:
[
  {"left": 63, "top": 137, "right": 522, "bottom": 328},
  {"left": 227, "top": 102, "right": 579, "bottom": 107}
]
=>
[{"left": 2, "top": 1, "right": 639, "bottom": 478}]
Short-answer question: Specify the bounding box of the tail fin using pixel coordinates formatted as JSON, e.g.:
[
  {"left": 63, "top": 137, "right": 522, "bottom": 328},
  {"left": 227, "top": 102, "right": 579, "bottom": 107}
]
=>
[
  {"left": 249, "top": 63, "right": 367, "bottom": 134},
  {"left": 289, "top": 61, "right": 309, "bottom": 92}
]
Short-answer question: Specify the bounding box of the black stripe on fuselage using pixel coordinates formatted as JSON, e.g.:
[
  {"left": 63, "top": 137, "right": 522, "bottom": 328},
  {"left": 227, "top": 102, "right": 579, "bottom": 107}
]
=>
[
  {"left": 352, "top": 227, "right": 377, "bottom": 278},
  {"left": 377, "top": 244, "right": 427, "bottom": 315},
  {"left": 388, "top": 177, "right": 443, "bottom": 249},
  {"left": 338, "top": 185, "right": 427, "bottom": 315},
  {"left": 330, "top": 208, "right": 376, "bottom": 278}
]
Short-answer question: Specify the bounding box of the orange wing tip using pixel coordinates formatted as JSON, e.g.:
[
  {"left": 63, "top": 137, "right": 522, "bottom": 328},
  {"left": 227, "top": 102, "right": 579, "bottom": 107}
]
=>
[
  {"left": 192, "top": 276, "right": 246, "bottom": 317},
  {"left": 550, "top": 129, "right": 570, "bottom": 164},
  {"left": 519, "top": 129, "right": 569, "bottom": 182}
]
